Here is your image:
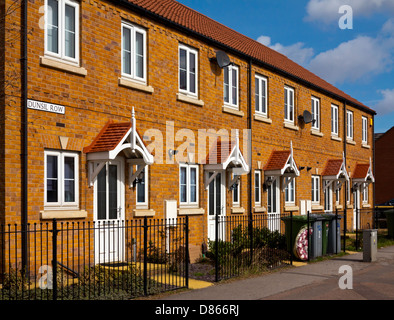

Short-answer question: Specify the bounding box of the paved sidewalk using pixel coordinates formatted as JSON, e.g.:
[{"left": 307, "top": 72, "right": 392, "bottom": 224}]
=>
[{"left": 159, "top": 246, "right": 394, "bottom": 300}]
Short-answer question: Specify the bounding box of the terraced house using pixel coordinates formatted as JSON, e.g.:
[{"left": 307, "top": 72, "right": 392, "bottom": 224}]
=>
[{"left": 1, "top": 0, "right": 375, "bottom": 265}]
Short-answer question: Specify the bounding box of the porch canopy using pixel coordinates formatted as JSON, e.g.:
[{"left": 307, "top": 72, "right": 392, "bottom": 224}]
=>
[
  {"left": 203, "top": 130, "right": 249, "bottom": 189},
  {"left": 263, "top": 142, "right": 300, "bottom": 189},
  {"left": 352, "top": 158, "right": 375, "bottom": 187},
  {"left": 83, "top": 108, "right": 154, "bottom": 187},
  {"left": 321, "top": 154, "right": 349, "bottom": 191}
]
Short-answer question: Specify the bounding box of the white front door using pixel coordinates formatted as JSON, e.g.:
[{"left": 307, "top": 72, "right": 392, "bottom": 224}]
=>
[
  {"left": 94, "top": 160, "right": 125, "bottom": 264},
  {"left": 207, "top": 172, "right": 226, "bottom": 242},
  {"left": 267, "top": 177, "right": 280, "bottom": 231},
  {"left": 353, "top": 185, "right": 360, "bottom": 230}
]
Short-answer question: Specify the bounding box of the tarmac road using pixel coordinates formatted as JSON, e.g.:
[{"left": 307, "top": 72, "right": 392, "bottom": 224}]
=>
[{"left": 159, "top": 245, "right": 394, "bottom": 300}]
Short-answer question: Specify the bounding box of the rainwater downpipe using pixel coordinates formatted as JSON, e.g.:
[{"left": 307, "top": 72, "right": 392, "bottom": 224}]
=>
[
  {"left": 248, "top": 59, "right": 253, "bottom": 257},
  {"left": 343, "top": 102, "right": 347, "bottom": 252},
  {"left": 21, "top": 0, "right": 28, "bottom": 272}
]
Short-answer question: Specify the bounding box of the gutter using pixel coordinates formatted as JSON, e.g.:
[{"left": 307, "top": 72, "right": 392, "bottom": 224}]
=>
[
  {"left": 112, "top": 0, "right": 376, "bottom": 116},
  {"left": 21, "top": 0, "right": 28, "bottom": 272}
]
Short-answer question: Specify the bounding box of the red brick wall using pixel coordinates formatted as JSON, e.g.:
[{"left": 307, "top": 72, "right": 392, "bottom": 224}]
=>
[
  {"left": 375, "top": 127, "right": 394, "bottom": 204},
  {"left": 2, "top": 0, "right": 375, "bottom": 262}
]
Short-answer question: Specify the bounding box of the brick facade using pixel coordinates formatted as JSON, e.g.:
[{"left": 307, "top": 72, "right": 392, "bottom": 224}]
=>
[{"left": 1, "top": 0, "right": 375, "bottom": 262}]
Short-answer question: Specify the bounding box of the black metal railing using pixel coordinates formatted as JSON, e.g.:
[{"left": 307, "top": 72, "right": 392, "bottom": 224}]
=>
[
  {"left": 208, "top": 213, "right": 292, "bottom": 282},
  {"left": 0, "top": 217, "right": 189, "bottom": 300}
]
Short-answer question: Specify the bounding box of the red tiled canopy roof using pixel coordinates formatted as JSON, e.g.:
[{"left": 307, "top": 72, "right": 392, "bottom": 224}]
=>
[
  {"left": 263, "top": 150, "right": 291, "bottom": 171},
  {"left": 83, "top": 121, "right": 132, "bottom": 153},
  {"left": 125, "top": 0, "right": 374, "bottom": 113},
  {"left": 321, "top": 159, "right": 344, "bottom": 176},
  {"left": 352, "top": 163, "right": 371, "bottom": 179}
]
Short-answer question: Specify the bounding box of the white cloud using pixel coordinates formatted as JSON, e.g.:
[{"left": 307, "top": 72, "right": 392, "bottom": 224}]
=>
[
  {"left": 308, "top": 36, "right": 394, "bottom": 84},
  {"left": 382, "top": 18, "right": 394, "bottom": 36},
  {"left": 305, "top": 0, "right": 394, "bottom": 24},
  {"left": 257, "top": 35, "right": 314, "bottom": 67},
  {"left": 374, "top": 89, "right": 394, "bottom": 115}
]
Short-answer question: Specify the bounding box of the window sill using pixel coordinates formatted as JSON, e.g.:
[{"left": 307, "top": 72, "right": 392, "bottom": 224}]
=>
[
  {"left": 40, "top": 56, "right": 87, "bottom": 76},
  {"left": 362, "top": 203, "right": 371, "bottom": 208},
  {"left": 253, "top": 206, "right": 266, "bottom": 213},
  {"left": 346, "top": 204, "right": 353, "bottom": 209},
  {"left": 362, "top": 143, "right": 370, "bottom": 149},
  {"left": 284, "top": 205, "right": 299, "bottom": 212},
  {"left": 231, "top": 207, "right": 245, "bottom": 214},
  {"left": 176, "top": 93, "right": 204, "bottom": 107},
  {"left": 312, "top": 205, "right": 323, "bottom": 211},
  {"left": 40, "top": 210, "right": 87, "bottom": 220},
  {"left": 119, "top": 77, "right": 154, "bottom": 94},
  {"left": 346, "top": 139, "right": 356, "bottom": 145},
  {"left": 336, "top": 205, "right": 343, "bottom": 210},
  {"left": 133, "top": 209, "right": 155, "bottom": 217},
  {"left": 283, "top": 122, "right": 299, "bottom": 131},
  {"left": 178, "top": 208, "right": 205, "bottom": 215},
  {"left": 331, "top": 135, "right": 342, "bottom": 142},
  {"left": 222, "top": 105, "right": 244, "bottom": 117},
  {"left": 311, "top": 129, "right": 323, "bottom": 137},
  {"left": 254, "top": 114, "right": 272, "bottom": 124}
]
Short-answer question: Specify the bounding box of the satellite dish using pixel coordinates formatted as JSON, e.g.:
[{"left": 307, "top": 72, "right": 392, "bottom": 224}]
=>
[
  {"left": 298, "top": 110, "right": 316, "bottom": 125},
  {"left": 210, "top": 51, "right": 231, "bottom": 68},
  {"left": 303, "top": 110, "right": 313, "bottom": 124}
]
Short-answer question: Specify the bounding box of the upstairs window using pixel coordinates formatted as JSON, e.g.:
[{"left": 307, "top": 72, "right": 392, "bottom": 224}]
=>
[
  {"left": 255, "top": 75, "right": 268, "bottom": 116},
  {"left": 179, "top": 44, "right": 198, "bottom": 97},
  {"left": 331, "top": 104, "right": 339, "bottom": 136},
  {"left": 347, "top": 110, "right": 354, "bottom": 140},
  {"left": 122, "top": 22, "right": 147, "bottom": 83},
  {"left": 362, "top": 116, "right": 368, "bottom": 144},
  {"left": 224, "top": 64, "right": 239, "bottom": 108},
  {"left": 311, "top": 96, "right": 320, "bottom": 130},
  {"left": 284, "top": 86, "right": 294, "bottom": 123},
  {"left": 45, "top": 0, "right": 79, "bottom": 64}
]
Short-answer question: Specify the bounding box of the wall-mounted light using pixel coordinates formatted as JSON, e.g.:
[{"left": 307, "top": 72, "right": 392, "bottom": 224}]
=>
[
  {"left": 307, "top": 167, "right": 312, "bottom": 171},
  {"left": 299, "top": 166, "right": 305, "bottom": 171},
  {"left": 168, "top": 148, "right": 178, "bottom": 160}
]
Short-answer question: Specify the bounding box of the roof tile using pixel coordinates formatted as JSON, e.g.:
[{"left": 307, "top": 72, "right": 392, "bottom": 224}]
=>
[{"left": 126, "top": 0, "right": 374, "bottom": 113}]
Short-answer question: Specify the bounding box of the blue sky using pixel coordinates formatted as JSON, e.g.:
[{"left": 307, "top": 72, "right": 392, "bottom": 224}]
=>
[{"left": 177, "top": 0, "right": 394, "bottom": 134}]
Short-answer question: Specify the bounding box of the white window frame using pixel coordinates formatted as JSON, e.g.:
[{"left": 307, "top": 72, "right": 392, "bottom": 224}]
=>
[
  {"left": 224, "top": 64, "right": 239, "bottom": 109},
  {"left": 254, "top": 170, "right": 261, "bottom": 206},
  {"left": 335, "top": 185, "right": 340, "bottom": 205},
  {"left": 284, "top": 86, "right": 295, "bottom": 123},
  {"left": 44, "top": 0, "right": 80, "bottom": 65},
  {"left": 121, "top": 22, "right": 147, "bottom": 84},
  {"left": 311, "top": 175, "right": 320, "bottom": 204},
  {"left": 362, "top": 116, "right": 368, "bottom": 144},
  {"left": 44, "top": 150, "right": 79, "bottom": 209},
  {"left": 362, "top": 183, "right": 368, "bottom": 203},
  {"left": 331, "top": 104, "right": 339, "bottom": 136},
  {"left": 347, "top": 110, "right": 354, "bottom": 140},
  {"left": 179, "top": 164, "right": 199, "bottom": 207},
  {"left": 311, "top": 96, "right": 320, "bottom": 130},
  {"left": 285, "top": 178, "right": 295, "bottom": 204},
  {"left": 179, "top": 44, "right": 198, "bottom": 97},
  {"left": 135, "top": 165, "right": 149, "bottom": 208},
  {"left": 255, "top": 74, "right": 268, "bottom": 116},
  {"left": 232, "top": 174, "right": 240, "bottom": 207}
]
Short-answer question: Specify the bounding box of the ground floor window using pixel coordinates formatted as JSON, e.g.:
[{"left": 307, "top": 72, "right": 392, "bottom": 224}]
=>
[
  {"left": 179, "top": 163, "right": 198, "bottom": 206},
  {"left": 45, "top": 150, "right": 79, "bottom": 209}
]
